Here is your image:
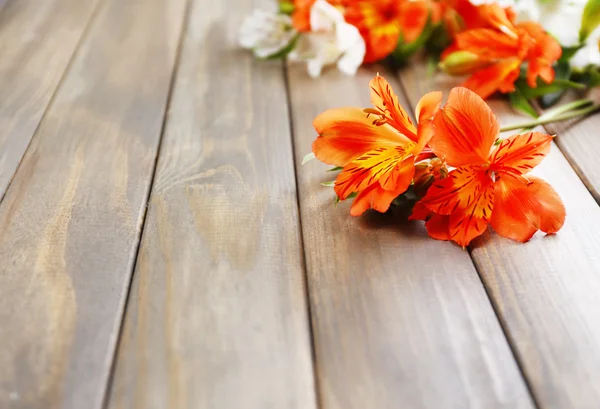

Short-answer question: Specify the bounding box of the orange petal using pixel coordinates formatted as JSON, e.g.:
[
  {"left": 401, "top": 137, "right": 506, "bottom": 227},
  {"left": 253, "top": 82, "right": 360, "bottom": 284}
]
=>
[
  {"left": 456, "top": 28, "right": 520, "bottom": 59},
  {"left": 415, "top": 91, "right": 443, "bottom": 151},
  {"left": 416, "top": 91, "right": 443, "bottom": 125},
  {"left": 490, "top": 173, "right": 566, "bottom": 242},
  {"left": 490, "top": 132, "right": 553, "bottom": 174},
  {"left": 517, "top": 22, "right": 562, "bottom": 87},
  {"left": 409, "top": 201, "right": 433, "bottom": 220},
  {"left": 461, "top": 58, "right": 522, "bottom": 99},
  {"left": 476, "top": 4, "right": 517, "bottom": 36},
  {"left": 421, "top": 166, "right": 494, "bottom": 217},
  {"left": 370, "top": 75, "right": 418, "bottom": 140},
  {"left": 344, "top": 1, "right": 402, "bottom": 63},
  {"left": 382, "top": 156, "right": 416, "bottom": 192},
  {"left": 448, "top": 208, "right": 489, "bottom": 247},
  {"left": 313, "top": 107, "right": 410, "bottom": 166},
  {"left": 291, "top": 0, "right": 315, "bottom": 31},
  {"left": 399, "top": 1, "right": 431, "bottom": 43},
  {"left": 349, "top": 183, "right": 399, "bottom": 216},
  {"left": 429, "top": 87, "right": 498, "bottom": 166},
  {"left": 447, "top": 166, "right": 496, "bottom": 247},
  {"left": 362, "top": 27, "right": 401, "bottom": 63},
  {"left": 334, "top": 145, "right": 415, "bottom": 199},
  {"left": 426, "top": 214, "right": 451, "bottom": 241}
]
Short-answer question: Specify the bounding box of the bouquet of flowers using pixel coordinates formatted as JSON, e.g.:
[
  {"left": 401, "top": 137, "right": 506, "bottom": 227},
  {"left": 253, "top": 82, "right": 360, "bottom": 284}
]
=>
[
  {"left": 240, "top": 0, "right": 600, "bottom": 247},
  {"left": 241, "top": 0, "right": 600, "bottom": 109}
]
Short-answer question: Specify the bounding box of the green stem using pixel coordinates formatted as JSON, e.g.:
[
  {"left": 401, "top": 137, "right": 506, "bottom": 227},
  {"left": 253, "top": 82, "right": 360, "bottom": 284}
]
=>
[
  {"left": 500, "top": 103, "right": 600, "bottom": 132},
  {"left": 538, "top": 98, "right": 593, "bottom": 121}
]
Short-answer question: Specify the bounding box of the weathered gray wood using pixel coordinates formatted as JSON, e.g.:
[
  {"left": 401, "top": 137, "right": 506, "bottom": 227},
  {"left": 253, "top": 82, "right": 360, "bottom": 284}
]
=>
[
  {"left": 289, "top": 64, "right": 533, "bottom": 409},
  {"left": 106, "top": 1, "right": 317, "bottom": 408},
  {"left": 0, "top": 0, "right": 188, "bottom": 408},
  {"left": 398, "top": 63, "right": 600, "bottom": 409},
  {"left": 541, "top": 89, "right": 600, "bottom": 202},
  {"left": 0, "top": 0, "right": 100, "bottom": 203}
]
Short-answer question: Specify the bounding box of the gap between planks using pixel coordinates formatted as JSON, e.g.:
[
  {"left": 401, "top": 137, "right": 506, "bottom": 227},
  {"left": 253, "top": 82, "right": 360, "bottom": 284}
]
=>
[
  {"left": 100, "top": 0, "right": 195, "bottom": 407},
  {"left": 0, "top": 0, "right": 104, "bottom": 205}
]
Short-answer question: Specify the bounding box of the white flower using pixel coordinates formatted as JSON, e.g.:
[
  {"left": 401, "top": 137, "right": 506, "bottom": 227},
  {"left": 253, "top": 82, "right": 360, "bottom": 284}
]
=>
[
  {"left": 289, "top": 0, "right": 366, "bottom": 77},
  {"left": 572, "top": 27, "right": 600, "bottom": 68},
  {"left": 239, "top": 9, "right": 297, "bottom": 59}
]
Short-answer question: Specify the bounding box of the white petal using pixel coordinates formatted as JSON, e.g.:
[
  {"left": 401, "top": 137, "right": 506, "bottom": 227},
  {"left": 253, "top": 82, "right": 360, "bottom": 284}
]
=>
[
  {"left": 239, "top": 9, "right": 297, "bottom": 57},
  {"left": 337, "top": 36, "right": 366, "bottom": 76},
  {"left": 335, "top": 22, "right": 361, "bottom": 52},
  {"left": 307, "top": 58, "right": 324, "bottom": 77},
  {"left": 310, "top": 0, "right": 344, "bottom": 32}
]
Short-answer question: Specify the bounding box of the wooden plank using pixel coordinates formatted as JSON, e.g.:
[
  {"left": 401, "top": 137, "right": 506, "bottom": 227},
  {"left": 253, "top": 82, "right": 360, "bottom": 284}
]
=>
[
  {"left": 105, "top": 0, "right": 317, "bottom": 408},
  {"left": 0, "top": 0, "right": 100, "bottom": 203},
  {"left": 541, "top": 90, "right": 600, "bottom": 201},
  {"left": 398, "top": 63, "right": 600, "bottom": 409},
  {"left": 289, "top": 64, "right": 534, "bottom": 409},
  {"left": 0, "top": 0, "right": 188, "bottom": 408}
]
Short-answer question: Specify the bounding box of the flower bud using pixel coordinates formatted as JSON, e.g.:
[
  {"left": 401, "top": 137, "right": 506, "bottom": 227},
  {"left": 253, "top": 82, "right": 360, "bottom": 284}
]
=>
[{"left": 439, "top": 51, "right": 488, "bottom": 75}]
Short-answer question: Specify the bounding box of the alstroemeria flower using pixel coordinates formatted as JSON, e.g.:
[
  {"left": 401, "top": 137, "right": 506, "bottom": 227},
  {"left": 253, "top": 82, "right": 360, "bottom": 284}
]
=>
[
  {"left": 344, "top": 0, "right": 441, "bottom": 63},
  {"left": 411, "top": 87, "right": 566, "bottom": 247},
  {"left": 312, "top": 75, "right": 442, "bottom": 216},
  {"left": 290, "top": 0, "right": 366, "bottom": 77},
  {"left": 239, "top": 9, "right": 297, "bottom": 59},
  {"left": 439, "top": 0, "right": 516, "bottom": 37},
  {"left": 440, "top": 4, "right": 562, "bottom": 99}
]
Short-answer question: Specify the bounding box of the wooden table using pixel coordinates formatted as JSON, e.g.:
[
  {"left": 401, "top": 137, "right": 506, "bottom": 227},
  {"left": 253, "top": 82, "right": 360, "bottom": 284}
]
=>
[{"left": 1, "top": 0, "right": 600, "bottom": 408}]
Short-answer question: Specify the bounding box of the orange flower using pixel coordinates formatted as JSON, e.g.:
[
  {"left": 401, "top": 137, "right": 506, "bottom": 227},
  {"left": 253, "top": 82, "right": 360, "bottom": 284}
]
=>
[
  {"left": 344, "top": 0, "right": 441, "bottom": 63},
  {"left": 312, "top": 75, "right": 442, "bottom": 216},
  {"left": 411, "top": 87, "right": 565, "bottom": 247},
  {"left": 440, "top": 4, "right": 561, "bottom": 99}
]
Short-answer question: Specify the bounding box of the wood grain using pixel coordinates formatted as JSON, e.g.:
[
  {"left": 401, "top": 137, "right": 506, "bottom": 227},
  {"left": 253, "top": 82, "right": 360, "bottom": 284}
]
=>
[
  {"left": 106, "top": 0, "right": 317, "bottom": 408},
  {"left": 289, "top": 64, "right": 534, "bottom": 409},
  {"left": 0, "top": 0, "right": 188, "bottom": 408},
  {"left": 397, "top": 62, "right": 600, "bottom": 409},
  {"left": 0, "top": 0, "right": 100, "bottom": 203},
  {"left": 540, "top": 89, "right": 600, "bottom": 201}
]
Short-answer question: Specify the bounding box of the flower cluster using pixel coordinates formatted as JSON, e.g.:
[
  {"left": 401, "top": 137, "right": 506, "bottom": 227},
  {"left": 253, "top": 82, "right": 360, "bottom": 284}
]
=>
[
  {"left": 240, "top": 0, "right": 600, "bottom": 110},
  {"left": 309, "top": 75, "right": 566, "bottom": 247}
]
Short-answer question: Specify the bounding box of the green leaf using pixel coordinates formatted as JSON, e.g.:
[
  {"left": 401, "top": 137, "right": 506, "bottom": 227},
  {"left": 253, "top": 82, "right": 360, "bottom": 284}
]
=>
[
  {"left": 515, "top": 78, "right": 585, "bottom": 99},
  {"left": 321, "top": 181, "right": 335, "bottom": 187},
  {"left": 424, "top": 22, "right": 452, "bottom": 57},
  {"left": 279, "top": 1, "right": 295, "bottom": 15},
  {"left": 590, "top": 68, "right": 600, "bottom": 87},
  {"left": 509, "top": 88, "right": 539, "bottom": 118},
  {"left": 327, "top": 166, "right": 343, "bottom": 172},
  {"left": 302, "top": 152, "right": 315, "bottom": 165},
  {"left": 561, "top": 44, "right": 585, "bottom": 61},
  {"left": 540, "top": 60, "right": 572, "bottom": 108},
  {"left": 335, "top": 192, "right": 357, "bottom": 204},
  {"left": 580, "top": 0, "right": 600, "bottom": 42},
  {"left": 571, "top": 65, "right": 600, "bottom": 87}
]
